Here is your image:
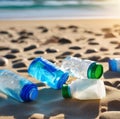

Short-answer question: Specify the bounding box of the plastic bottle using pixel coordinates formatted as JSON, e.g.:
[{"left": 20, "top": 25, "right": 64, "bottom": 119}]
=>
[
  {"left": 108, "top": 58, "right": 120, "bottom": 72},
  {"left": 28, "top": 57, "right": 69, "bottom": 89},
  {"left": 62, "top": 78, "right": 106, "bottom": 100},
  {"left": 61, "top": 56, "right": 103, "bottom": 79},
  {"left": 0, "top": 69, "right": 38, "bottom": 102}
]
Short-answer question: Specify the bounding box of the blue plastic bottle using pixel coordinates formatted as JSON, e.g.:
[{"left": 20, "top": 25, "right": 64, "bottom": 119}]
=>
[
  {"left": 28, "top": 57, "right": 69, "bottom": 89},
  {"left": 0, "top": 69, "right": 38, "bottom": 102},
  {"left": 108, "top": 58, "right": 120, "bottom": 72}
]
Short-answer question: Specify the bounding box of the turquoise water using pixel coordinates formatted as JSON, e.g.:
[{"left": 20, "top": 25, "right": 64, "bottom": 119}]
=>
[
  {"left": 0, "top": 0, "right": 120, "bottom": 19},
  {"left": 0, "top": 0, "right": 108, "bottom": 9}
]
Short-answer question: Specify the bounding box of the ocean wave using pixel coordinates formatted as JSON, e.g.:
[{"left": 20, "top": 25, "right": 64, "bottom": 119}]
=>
[{"left": 0, "top": 0, "right": 117, "bottom": 10}]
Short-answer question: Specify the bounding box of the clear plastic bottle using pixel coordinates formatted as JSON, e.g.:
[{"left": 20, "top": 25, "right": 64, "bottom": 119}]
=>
[
  {"left": 28, "top": 57, "right": 69, "bottom": 89},
  {"left": 62, "top": 79, "right": 106, "bottom": 100},
  {"left": 0, "top": 69, "right": 38, "bottom": 102},
  {"left": 61, "top": 56, "right": 103, "bottom": 79}
]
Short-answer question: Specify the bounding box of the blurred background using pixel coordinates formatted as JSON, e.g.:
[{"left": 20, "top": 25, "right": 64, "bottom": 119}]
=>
[{"left": 0, "top": 0, "right": 120, "bottom": 20}]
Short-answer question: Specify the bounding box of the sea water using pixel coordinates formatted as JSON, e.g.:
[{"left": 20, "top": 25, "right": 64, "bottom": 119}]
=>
[{"left": 0, "top": 0, "right": 120, "bottom": 20}]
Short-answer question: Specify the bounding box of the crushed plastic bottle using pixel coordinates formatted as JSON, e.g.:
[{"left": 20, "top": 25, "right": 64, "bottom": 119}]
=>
[
  {"left": 0, "top": 69, "right": 38, "bottom": 102},
  {"left": 62, "top": 78, "right": 106, "bottom": 100},
  {"left": 28, "top": 57, "right": 69, "bottom": 89},
  {"left": 61, "top": 56, "right": 103, "bottom": 79}
]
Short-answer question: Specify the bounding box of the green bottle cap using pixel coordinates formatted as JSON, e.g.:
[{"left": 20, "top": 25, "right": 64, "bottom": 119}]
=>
[
  {"left": 87, "top": 63, "right": 103, "bottom": 79},
  {"left": 62, "top": 84, "right": 71, "bottom": 98}
]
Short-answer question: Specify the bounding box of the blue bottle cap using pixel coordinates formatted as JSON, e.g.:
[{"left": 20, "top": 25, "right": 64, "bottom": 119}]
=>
[
  {"left": 57, "top": 72, "right": 69, "bottom": 89},
  {"left": 20, "top": 83, "right": 38, "bottom": 102},
  {"left": 108, "top": 59, "right": 117, "bottom": 71}
]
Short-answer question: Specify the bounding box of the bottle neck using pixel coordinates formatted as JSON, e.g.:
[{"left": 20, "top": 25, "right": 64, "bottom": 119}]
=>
[
  {"left": 57, "top": 72, "right": 69, "bottom": 89},
  {"left": 62, "top": 84, "right": 71, "bottom": 98}
]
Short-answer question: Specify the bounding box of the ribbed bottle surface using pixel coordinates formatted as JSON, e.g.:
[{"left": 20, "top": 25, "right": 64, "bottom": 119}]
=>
[
  {"left": 61, "top": 56, "right": 103, "bottom": 79},
  {"left": 28, "top": 57, "right": 69, "bottom": 89},
  {"left": 0, "top": 69, "right": 38, "bottom": 102}
]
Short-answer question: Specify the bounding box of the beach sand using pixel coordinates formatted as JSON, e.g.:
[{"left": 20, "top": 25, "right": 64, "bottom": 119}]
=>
[{"left": 0, "top": 19, "right": 120, "bottom": 119}]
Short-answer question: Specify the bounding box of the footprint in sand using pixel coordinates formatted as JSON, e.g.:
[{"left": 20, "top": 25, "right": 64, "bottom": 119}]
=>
[
  {"left": 4, "top": 54, "right": 16, "bottom": 59},
  {"left": 100, "top": 47, "right": 109, "bottom": 52},
  {"left": 46, "top": 48, "right": 59, "bottom": 53},
  {"left": 24, "top": 45, "right": 37, "bottom": 51},
  {"left": 56, "top": 51, "right": 73, "bottom": 59},
  {"left": 0, "top": 46, "right": 10, "bottom": 51},
  {"left": 113, "top": 52, "right": 120, "bottom": 55},
  {"left": 37, "top": 26, "right": 48, "bottom": 33},
  {"left": 73, "top": 53, "right": 82, "bottom": 58},
  {"left": 11, "top": 49, "right": 20, "bottom": 53},
  {"left": 88, "top": 42, "right": 99, "bottom": 45},
  {"left": 99, "top": 57, "right": 110, "bottom": 62},
  {"left": 12, "top": 62, "right": 27, "bottom": 68},
  {"left": 34, "top": 50, "right": 44, "bottom": 54},
  {"left": 69, "top": 46, "right": 82, "bottom": 50},
  {"left": 85, "top": 49, "right": 98, "bottom": 54}
]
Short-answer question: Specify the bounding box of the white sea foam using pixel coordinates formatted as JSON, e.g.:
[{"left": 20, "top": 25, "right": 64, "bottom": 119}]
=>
[{"left": 0, "top": 0, "right": 120, "bottom": 20}]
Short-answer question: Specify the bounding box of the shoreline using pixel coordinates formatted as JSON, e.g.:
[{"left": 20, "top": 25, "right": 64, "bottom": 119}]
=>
[
  {"left": 0, "top": 19, "right": 120, "bottom": 29},
  {"left": 1, "top": 16, "right": 120, "bottom": 21},
  {"left": 1, "top": 17, "right": 120, "bottom": 21}
]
